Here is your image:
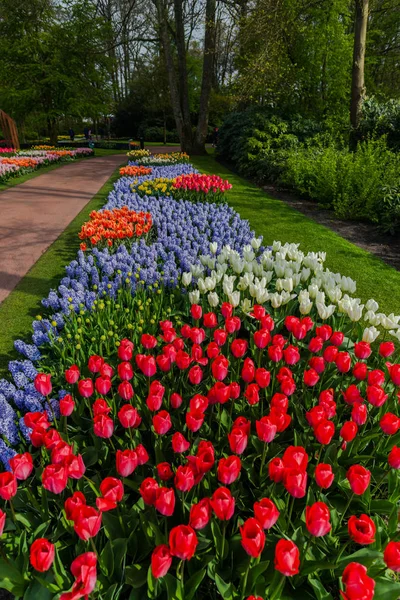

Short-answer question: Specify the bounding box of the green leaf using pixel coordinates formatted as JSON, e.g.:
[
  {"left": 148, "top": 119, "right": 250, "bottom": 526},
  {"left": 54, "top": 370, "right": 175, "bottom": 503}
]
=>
[
  {"left": 302, "top": 561, "right": 337, "bottom": 576},
  {"left": 125, "top": 564, "right": 148, "bottom": 589},
  {"left": 82, "top": 446, "right": 99, "bottom": 467},
  {"left": 103, "top": 512, "right": 125, "bottom": 540},
  {"left": 337, "top": 548, "right": 383, "bottom": 568},
  {"left": 23, "top": 579, "right": 53, "bottom": 600},
  {"left": 103, "top": 583, "right": 119, "bottom": 600},
  {"left": 249, "top": 560, "right": 270, "bottom": 583},
  {"left": 101, "top": 539, "right": 115, "bottom": 578},
  {"left": 164, "top": 573, "right": 184, "bottom": 600},
  {"left": 214, "top": 573, "right": 236, "bottom": 600},
  {"left": 185, "top": 568, "right": 206, "bottom": 600},
  {"left": 374, "top": 577, "right": 400, "bottom": 600},
  {"left": 211, "top": 520, "right": 228, "bottom": 559},
  {"left": 53, "top": 547, "right": 70, "bottom": 588},
  {"left": 308, "top": 577, "right": 334, "bottom": 600}
]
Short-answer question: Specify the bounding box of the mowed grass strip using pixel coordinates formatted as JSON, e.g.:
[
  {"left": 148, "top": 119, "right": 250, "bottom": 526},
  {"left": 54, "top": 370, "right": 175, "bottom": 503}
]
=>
[{"left": 191, "top": 154, "right": 400, "bottom": 317}]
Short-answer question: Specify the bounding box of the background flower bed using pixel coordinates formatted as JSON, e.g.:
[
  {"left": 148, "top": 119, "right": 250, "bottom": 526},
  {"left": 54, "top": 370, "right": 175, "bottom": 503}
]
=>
[{"left": 0, "top": 154, "right": 400, "bottom": 600}]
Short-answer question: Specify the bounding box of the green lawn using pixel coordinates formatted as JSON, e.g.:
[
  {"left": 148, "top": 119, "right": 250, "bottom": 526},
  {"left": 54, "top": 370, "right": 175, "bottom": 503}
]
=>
[
  {"left": 191, "top": 154, "right": 400, "bottom": 317},
  {"left": 0, "top": 148, "right": 127, "bottom": 193},
  {"left": 0, "top": 164, "right": 123, "bottom": 377}
]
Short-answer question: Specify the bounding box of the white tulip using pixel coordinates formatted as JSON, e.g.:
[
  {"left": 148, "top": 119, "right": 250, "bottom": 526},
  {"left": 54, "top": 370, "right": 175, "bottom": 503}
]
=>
[
  {"left": 243, "top": 247, "right": 255, "bottom": 262},
  {"left": 390, "top": 329, "right": 400, "bottom": 342},
  {"left": 190, "top": 264, "right": 204, "bottom": 278},
  {"left": 272, "top": 241, "right": 282, "bottom": 252},
  {"left": 300, "top": 300, "right": 313, "bottom": 315},
  {"left": 308, "top": 284, "right": 319, "bottom": 299},
  {"left": 181, "top": 272, "right": 192, "bottom": 286},
  {"left": 362, "top": 326, "right": 380, "bottom": 343},
  {"left": 347, "top": 303, "right": 364, "bottom": 322},
  {"left": 197, "top": 278, "right": 207, "bottom": 294},
  {"left": 204, "top": 276, "right": 216, "bottom": 291},
  {"left": 210, "top": 242, "right": 218, "bottom": 255},
  {"left": 228, "top": 291, "right": 240, "bottom": 307},
  {"left": 301, "top": 268, "right": 311, "bottom": 282},
  {"left": 255, "top": 288, "right": 269, "bottom": 304},
  {"left": 208, "top": 292, "right": 219, "bottom": 307},
  {"left": 251, "top": 237, "right": 262, "bottom": 250},
  {"left": 270, "top": 293, "right": 282, "bottom": 308},
  {"left": 316, "top": 302, "right": 336, "bottom": 319},
  {"left": 366, "top": 299, "right": 379, "bottom": 312},
  {"left": 189, "top": 290, "right": 200, "bottom": 304},
  {"left": 241, "top": 298, "right": 252, "bottom": 313}
]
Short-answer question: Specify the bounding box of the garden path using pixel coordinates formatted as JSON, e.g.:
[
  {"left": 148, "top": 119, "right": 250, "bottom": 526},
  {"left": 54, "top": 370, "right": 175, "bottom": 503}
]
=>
[{"left": 0, "top": 153, "right": 126, "bottom": 304}]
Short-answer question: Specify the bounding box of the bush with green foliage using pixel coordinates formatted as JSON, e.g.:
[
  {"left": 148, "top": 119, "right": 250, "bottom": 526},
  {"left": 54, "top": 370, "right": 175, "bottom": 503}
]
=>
[
  {"left": 359, "top": 98, "right": 400, "bottom": 150},
  {"left": 217, "top": 108, "right": 320, "bottom": 183},
  {"left": 282, "top": 138, "right": 400, "bottom": 223}
]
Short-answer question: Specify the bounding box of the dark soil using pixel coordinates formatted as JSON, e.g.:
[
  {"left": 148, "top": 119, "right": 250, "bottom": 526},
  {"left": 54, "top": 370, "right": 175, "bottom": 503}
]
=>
[{"left": 263, "top": 184, "right": 400, "bottom": 271}]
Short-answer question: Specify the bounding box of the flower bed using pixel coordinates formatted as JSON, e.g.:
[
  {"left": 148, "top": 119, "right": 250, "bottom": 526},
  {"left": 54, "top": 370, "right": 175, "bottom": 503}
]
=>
[
  {"left": 128, "top": 151, "right": 190, "bottom": 166},
  {"left": 132, "top": 174, "right": 232, "bottom": 204},
  {"left": 78, "top": 207, "right": 153, "bottom": 251},
  {"left": 0, "top": 147, "right": 94, "bottom": 182},
  {"left": 0, "top": 157, "right": 399, "bottom": 600}
]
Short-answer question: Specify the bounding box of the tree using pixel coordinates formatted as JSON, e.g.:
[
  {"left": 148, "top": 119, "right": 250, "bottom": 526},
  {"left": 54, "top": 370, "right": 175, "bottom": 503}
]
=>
[
  {"left": 350, "top": 0, "right": 369, "bottom": 130},
  {"left": 154, "top": 0, "right": 217, "bottom": 154}
]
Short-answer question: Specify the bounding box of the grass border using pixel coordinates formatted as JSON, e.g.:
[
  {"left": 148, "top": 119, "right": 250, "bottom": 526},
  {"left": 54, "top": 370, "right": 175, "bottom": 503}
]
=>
[
  {"left": 0, "top": 163, "right": 123, "bottom": 377},
  {"left": 190, "top": 154, "right": 400, "bottom": 317}
]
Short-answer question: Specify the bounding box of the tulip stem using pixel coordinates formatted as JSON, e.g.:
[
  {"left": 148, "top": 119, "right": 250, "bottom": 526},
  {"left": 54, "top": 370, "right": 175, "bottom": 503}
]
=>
[
  {"left": 242, "top": 557, "right": 251, "bottom": 596},
  {"left": 375, "top": 566, "right": 387, "bottom": 578},
  {"left": 335, "top": 539, "right": 352, "bottom": 564},
  {"left": 260, "top": 443, "right": 268, "bottom": 479},
  {"left": 287, "top": 496, "right": 295, "bottom": 529},
  {"left": 89, "top": 537, "right": 100, "bottom": 562},
  {"left": 178, "top": 560, "right": 185, "bottom": 587},
  {"left": 221, "top": 521, "right": 227, "bottom": 561},
  {"left": 337, "top": 493, "right": 354, "bottom": 529},
  {"left": 8, "top": 500, "right": 19, "bottom": 530}
]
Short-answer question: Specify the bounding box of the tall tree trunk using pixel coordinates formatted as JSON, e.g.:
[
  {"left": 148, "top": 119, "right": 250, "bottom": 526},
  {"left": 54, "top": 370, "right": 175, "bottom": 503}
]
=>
[
  {"left": 173, "top": 0, "right": 193, "bottom": 151},
  {"left": 350, "top": 0, "right": 369, "bottom": 132},
  {"left": 193, "top": 0, "right": 216, "bottom": 154},
  {"left": 155, "top": 0, "right": 187, "bottom": 150},
  {"left": 47, "top": 117, "right": 58, "bottom": 145}
]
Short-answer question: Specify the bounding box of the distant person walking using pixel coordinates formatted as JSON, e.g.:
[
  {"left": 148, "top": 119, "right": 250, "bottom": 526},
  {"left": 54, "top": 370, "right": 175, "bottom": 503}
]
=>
[
  {"left": 212, "top": 127, "right": 219, "bottom": 147},
  {"left": 69, "top": 128, "right": 75, "bottom": 142},
  {"left": 84, "top": 126, "right": 89, "bottom": 140}
]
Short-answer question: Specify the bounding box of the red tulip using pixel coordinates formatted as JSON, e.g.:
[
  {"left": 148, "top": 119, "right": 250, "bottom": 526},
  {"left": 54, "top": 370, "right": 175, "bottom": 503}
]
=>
[
  {"left": 118, "top": 404, "right": 141, "bottom": 428},
  {"left": 155, "top": 462, "right": 173, "bottom": 482},
  {"left": 64, "top": 491, "right": 86, "bottom": 521},
  {"left": 389, "top": 364, "right": 400, "bottom": 386},
  {"left": 34, "top": 373, "right": 52, "bottom": 396},
  {"left": 59, "top": 394, "right": 75, "bottom": 417},
  {"left": 64, "top": 454, "right": 86, "bottom": 480},
  {"left": 343, "top": 385, "right": 363, "bottom": 405},
  {"left": 139, "top": 477, "right": 158, "bottom": 505},
  {"left": 191, "top": 304, "right": 202, "bottom": 320},
  {"left": 29, "top": 538, "right": 55, "bottom": 572},
  {"left": 60, "top": 552, "right": 97, "bottom": 600},
  {"left": 188, "top": 365, "right": 203, "bottom": 384},
  {"left": 316, "top": 324, "right": 332, "bottom": 341},
  {"left": 118, "top": 381, "right": 134, "bottom": 400},
  {"left": 366, "top": 385, "right": 387, "bottom": 407},
  {"left": 335, "top": 352, "right": 351, "bottom": 373},
  {"left": 231, "top": 338, "right": 248, "bottom": 358},
  {"left": 116, "top": 449, "right": 138, "bottom": 477},
  {"left": 305, "top": 502, "right": 331, "bottom": 536},
  {"left": 153, "top": 410, "right": 172, "bottom": 435},
  {"left": 65, "top": 365, "right": 80, "bottom": 384},
  {"left": 9, "top": 452, "right": 33, "bottom": 480},
  {"left": 340, "top": 421, "right": 358, "bottom": 442},
  {"left": 306, "top": 406, "right": 326, "bottom": 428},
  {"left": 351, "top": 402, "right": 367, "bottom": 426},
  {"left": 347, "top": 465, "right": 371, "bottom": 495},
  {"left": 93, "top": 414, "right": 114, "bottom": 438},
  {"left": 92, "top": 398, "right": 111, "bottom": 416},
  {"left": 171, "top": 432, "right": 190, "bottom": 453},
  {"left": 348, "top": 514, "right": 376, "bottom": 545},
  {"left": 228, "top": 427, "right": 248, "bottom": 455},
  {"left": 118, "top": 338, "right": 134, "bottom": 361},
  {"left": 384, "top": 541, "right": 400, "bottom": 572},
  {"left": 254, "top": 329, "right": 271, "bottom": 349},
  {"left": 323, "top": 345, "right": 338, "bottom": 362},
  {"left": 42, "top": 428, "right": 61, "bottom": 449},
  {"left": 217, "top": 456, "right": 241, "bottom": 485},
  {"left": 73, "top": 506, "right": 102, "bottom": 540},
  {"left": 221, "top": 302, "right": 233, "bottom": 318},
  {"left": 211, "top": 487, "right": 235, "bottom": 520},
  {"left": 189, "top": 498, "right": 212, "bottom": 530},
  {"left": 24, "top": 411, "right": 50, "bottom": 430},
  {"left": 353, "top": 362, "right": 367, "bottom": 380},
  {"left": 315, "top": 463, "right": 334, "bottom": 489},
  {"left": 151, "top": 545, "right": 172, "bottom": 578},
  {"left": 283, "top": 468, "right": 307, "bottom": 498},
  {"left": 331, "top": 331, "right": 344, "bottom": 346},
  {"left": 155, "top": 487, "right": 176, "bottom": 516},
  {"left": 354, "top": 342, "right": 371, "bottom": 359},
  {"left": 268, "top": 457, "right": 284, "bottom": 483},
  {"left": 314, "top": 420, "right": 335, "bottom": 445},
  {"left": 42, "top": 464, "right": 68, "bottom": 494},
  {"left": 254, "top": 498, "right": 279, "bottom": 529},
  {"left": 340, "top": 561, "right": 375, "bottom": 600},
  {"left": 51, "top": 441, "right": 73, "bottom": 464},
  {"left": 368, "top": 369, "right": 385, "bottom": 386},
  {"left": 379, "top": 342, "right": 395, "bottom": 358},
  {"left": 283, "top": 345, "right": 300, "bottom": 365},
  {"left": 240, "top": 517, "right": 266, "bottom": 557},
  {"left": 78, "top": 378, "right": 94, "bottom": 398},
  {"left": 304, "top": 368, "right": 320, "bottom": 386},
  {"left": 0, "top": 509, "right": 5, "bottom": 537},
  {"left": 214, "top": 329, "right": 227, "bottom": 346},
  {"left": 274, "top": 539, "right": 300, "bottom": 576},
  {"left": 100, "top": 477, "right": 124, "bottom": 504},
  {"left": 203, "top": 312, "right": 217, "bottom": 328},
  {"left": 256, "top": 417, "right": 277, "bottom": 443},
  {"left": 169, "top": 524, "right": 198, "bottom": 560},
  {"left": 118, "top": 361, "right": 134, "bottom": 381},
  {"left": 210, "top": 355, "right": 229, "bottom": 381},
  {"left": 141, "top": 333, "right": 157, "bottom": 349},
  {"left": 175, "top": 465, "right": 195, "bottom": 492},
  {"left": 388, "top": 446, "right": 400, "bottom": 469},
  {"left": 186, "top": 410, "right": 205, "bottom": 432},
  {"left": 225, "top": 316, "right": 241, "bottom": 333},
  {"left": 255, "top": 368, "right": 271, "bottom": 388},
  {"left": 170, "top": 392, "right": 183, "bottom": 409},
  {"left": 282, "top": 446, "right": 308, "bottom": 470},
  {"left": 136, "top": 354, "right": 156, "bottom": 377},
  {"left": 268, "top": 345, "right": 283, "bottom": 362},
  {"left": 380, "top": 412, "right": 400, "bottom": 435},
  {"left": 242, "top": 358, "right": 255, "bottom": 383}
]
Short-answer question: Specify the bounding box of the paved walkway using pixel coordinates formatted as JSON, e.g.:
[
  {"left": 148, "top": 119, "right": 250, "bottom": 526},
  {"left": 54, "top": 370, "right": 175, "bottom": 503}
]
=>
[{"left": 0, "top": 154, "right": 126, "bottom": 304}]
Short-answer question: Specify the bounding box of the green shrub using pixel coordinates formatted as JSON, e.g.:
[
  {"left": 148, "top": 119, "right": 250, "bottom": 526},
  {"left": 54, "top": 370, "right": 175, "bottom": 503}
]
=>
[
  {"left": 380, "top": 185, "right": 400, "bottom": 235},
  {"left": 282, "top": 137, "right": 400, "bottom": 222}
]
